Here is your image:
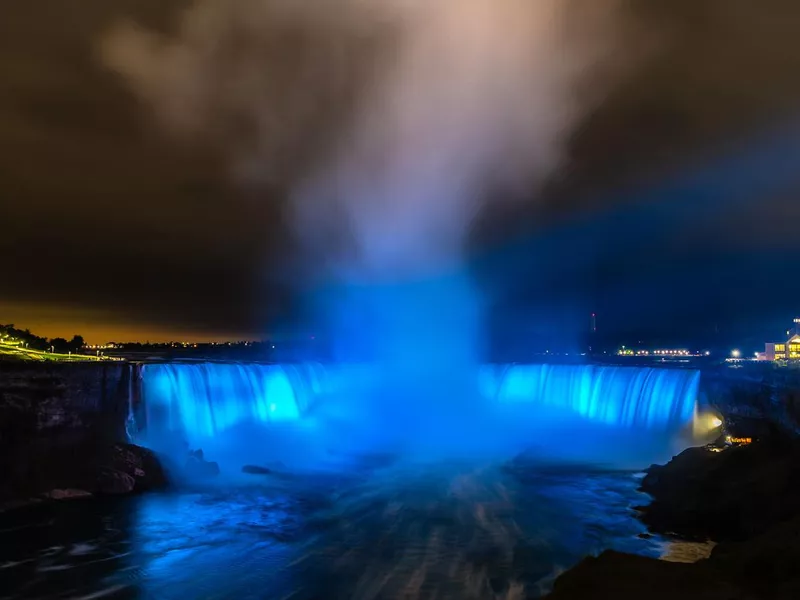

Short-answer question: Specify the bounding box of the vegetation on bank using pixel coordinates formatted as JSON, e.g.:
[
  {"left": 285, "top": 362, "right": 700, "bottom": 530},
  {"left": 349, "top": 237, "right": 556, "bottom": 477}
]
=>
[
  {"left": 1, "top": 324, "right": 84, "bottom": 352},
  {"left": 0, "top": 324, "right": 118, "bottom": 362}
]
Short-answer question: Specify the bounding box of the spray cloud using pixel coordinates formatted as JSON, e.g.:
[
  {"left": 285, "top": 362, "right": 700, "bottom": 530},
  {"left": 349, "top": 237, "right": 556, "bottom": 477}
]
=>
[{"left": 101, "top": 0, "right": 626, "bottom": 451}]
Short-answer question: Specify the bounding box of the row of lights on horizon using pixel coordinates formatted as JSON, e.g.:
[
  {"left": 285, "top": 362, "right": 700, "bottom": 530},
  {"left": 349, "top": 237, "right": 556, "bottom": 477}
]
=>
[
  {"left": 85, "top": 341, "right": 254, "bottom": 350},
  {"left": 619, "top": 347, "right": 749, "bottom": 359},
  {"left": 83, "top": 339, "right": 316, "bottom": 350},
  {"left": 617, "top": 346, "right": 710, "bottom": 357}
]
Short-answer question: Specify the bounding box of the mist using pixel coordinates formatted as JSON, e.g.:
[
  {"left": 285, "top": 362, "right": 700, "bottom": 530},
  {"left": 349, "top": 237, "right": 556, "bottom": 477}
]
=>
[{"left": 101, "top": 0, "right": 629, "bottom": 454}]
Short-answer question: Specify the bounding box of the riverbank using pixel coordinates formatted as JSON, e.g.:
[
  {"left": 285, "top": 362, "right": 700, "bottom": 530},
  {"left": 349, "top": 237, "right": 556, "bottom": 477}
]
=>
[
  {"left": 0, "top": 341, "right": 121, "bottom": 363},
  {"left": 545, "top": 432, "right": 800, "bottom": 599}
]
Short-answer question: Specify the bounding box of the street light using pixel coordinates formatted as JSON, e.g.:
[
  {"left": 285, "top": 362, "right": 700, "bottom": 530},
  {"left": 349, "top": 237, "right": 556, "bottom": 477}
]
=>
[{"left": 731, "top": 349, "right": 741, "bottom": 359}]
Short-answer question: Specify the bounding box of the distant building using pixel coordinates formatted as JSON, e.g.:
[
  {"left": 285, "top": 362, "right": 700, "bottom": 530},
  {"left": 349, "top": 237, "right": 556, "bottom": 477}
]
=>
[
  {"left": 617, "top": 347, "right": 697, "bottom": 357},
  {"left": 763, "top": 318, "right": 800, "bottom": 361}
]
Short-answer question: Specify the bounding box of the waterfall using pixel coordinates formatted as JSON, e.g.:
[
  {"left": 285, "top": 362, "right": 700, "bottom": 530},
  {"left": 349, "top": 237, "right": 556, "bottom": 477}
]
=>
[
  {"left": 139, "top": 362, "right": 698, "bottom": 441},
  {"left": 482, "top": 364, "right": 699, "bottom": 431},
  {"left": 139, "top": 362, "right": 329, "bottom": 442},
  {"left": 125, "top": 363, "right": 136, "bottom": 441}
]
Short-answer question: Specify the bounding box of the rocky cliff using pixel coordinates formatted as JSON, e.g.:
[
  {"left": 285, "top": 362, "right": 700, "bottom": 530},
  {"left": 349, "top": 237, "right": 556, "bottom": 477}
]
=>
[
  {"left": 0, "top": 362, "right": 164, "bottom": 505},
  {"left": 701, "top": 365, "right": 800, "bottom": 433}
]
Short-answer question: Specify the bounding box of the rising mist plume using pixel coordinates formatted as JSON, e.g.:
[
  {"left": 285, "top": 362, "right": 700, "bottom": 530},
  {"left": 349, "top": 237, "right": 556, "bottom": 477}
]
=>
[
  {"left": 100, "top": 0, "right": 626, "bottom": 276},
  {"left": 101, "top": 0, "right": 630, "bottom": 452}
]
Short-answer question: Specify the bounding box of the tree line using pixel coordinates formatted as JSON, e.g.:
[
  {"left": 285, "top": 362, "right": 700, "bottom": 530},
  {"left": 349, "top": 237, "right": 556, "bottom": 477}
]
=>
[{"left": 1, "top": 324, "right": 85, "bottom": 354}]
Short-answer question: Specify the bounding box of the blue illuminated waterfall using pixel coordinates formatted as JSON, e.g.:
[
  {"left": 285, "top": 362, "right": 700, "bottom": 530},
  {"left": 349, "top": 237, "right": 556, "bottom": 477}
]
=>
[
  {"left": 480, "top": 364, "right": 699, "bottom": 431},
  {"left": 140, "top": 363, "right": 329, "bottom": 440},
  {"left": 139, "top": 362, "right": 699, "bottom": 444}
]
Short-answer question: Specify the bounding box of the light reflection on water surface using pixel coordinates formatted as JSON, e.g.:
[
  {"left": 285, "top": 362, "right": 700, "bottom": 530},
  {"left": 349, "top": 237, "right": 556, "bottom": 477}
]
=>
[{"left": 0, "top": 459, "right": 672, "bottom": 599}]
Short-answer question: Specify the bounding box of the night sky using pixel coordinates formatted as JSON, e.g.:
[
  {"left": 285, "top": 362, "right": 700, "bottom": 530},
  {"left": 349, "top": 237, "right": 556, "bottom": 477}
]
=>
[{"left": 2, "top": 0, "right": 800, "bottom": 346}]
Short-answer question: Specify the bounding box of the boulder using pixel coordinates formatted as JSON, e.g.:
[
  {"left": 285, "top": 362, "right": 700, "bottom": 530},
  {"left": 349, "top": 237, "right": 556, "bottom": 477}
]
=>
[
  {"left": 1, "top": 440, "right": 168, "bottom": 508},
  {"left": 92, "top": 444, "right": 167, "bottom": 495},
  {"left": 107, "top": 443, "right": 168, "bottom": 491}
]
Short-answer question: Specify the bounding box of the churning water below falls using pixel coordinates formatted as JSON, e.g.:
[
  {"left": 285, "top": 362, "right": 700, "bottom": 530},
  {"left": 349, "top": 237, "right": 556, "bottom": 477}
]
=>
[{"left": 1, "top": 363, "right": 713, "bottom": 599}]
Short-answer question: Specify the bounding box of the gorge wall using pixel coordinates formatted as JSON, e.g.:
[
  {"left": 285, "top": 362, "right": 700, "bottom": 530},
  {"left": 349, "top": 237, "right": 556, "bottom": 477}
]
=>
[
  {"left": 701, "top": 366, "right": 800, "bottom": 434},
  {"left": 0, "top": 362, "right": 133, "bottom": 502}
]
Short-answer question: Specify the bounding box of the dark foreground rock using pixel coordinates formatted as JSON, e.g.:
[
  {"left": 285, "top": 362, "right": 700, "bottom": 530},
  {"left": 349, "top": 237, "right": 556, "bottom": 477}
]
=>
[
  {"left": 546, "top": 435, "right": 800, "bottom": 598},
  {"left": 546, "top": 514, "right": 800, "bottom": 599},
  {"left": 545, "top": 550, "right": 753, "bottom": 600},
  {"left": 1, "top": 441, "right": 168, "bottom": 508},
  {"left": 711, "top": 514, "right": 800, "bottom": 599},
  {"left": 638, "top": 437, "right": 800, "bottom": 541}
]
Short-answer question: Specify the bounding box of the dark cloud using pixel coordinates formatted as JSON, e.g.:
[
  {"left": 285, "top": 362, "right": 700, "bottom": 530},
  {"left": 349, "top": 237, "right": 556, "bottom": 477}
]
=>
[{"left": 1, "top": 0, "right": 799, "bottom": 342}]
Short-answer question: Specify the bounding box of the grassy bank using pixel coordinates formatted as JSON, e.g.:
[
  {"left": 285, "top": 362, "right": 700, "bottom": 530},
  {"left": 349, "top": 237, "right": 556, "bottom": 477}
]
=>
[{"left": 0, "top": 341, "right": 121, "bottom": 363}]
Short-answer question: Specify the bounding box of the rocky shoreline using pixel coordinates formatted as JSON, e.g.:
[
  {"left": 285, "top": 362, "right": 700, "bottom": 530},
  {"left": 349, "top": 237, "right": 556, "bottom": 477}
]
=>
[
  {"left": 545, "top": 429, "right": 800, "bottom": 599},
  {"left": 0, "top": 441, "right": 169, "bottom": 512}
]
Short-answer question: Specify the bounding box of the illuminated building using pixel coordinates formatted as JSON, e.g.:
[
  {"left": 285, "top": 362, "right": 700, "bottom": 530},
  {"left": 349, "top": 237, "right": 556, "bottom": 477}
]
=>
[
  {"left": 617, "top": 348, "right": 697, "bottom": 357},
  {"left": 763, "top": 318, "right": 800, "bottom": 361}
]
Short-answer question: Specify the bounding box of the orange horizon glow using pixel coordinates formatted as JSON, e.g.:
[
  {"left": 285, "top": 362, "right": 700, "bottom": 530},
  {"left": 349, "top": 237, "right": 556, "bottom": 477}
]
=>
[{"left": 0, "top": 302, "right": 254, "bottom": 345}]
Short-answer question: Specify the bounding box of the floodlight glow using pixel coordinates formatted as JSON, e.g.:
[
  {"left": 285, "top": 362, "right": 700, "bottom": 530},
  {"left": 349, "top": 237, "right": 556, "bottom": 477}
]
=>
[{"left": 692, "top": 411, "right": 725, "bottom": 441}]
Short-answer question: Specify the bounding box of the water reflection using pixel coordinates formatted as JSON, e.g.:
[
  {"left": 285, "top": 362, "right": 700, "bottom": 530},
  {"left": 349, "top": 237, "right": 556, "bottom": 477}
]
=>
[{"left": 0, "top": 459, "right": 670, "bottom": 599}]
